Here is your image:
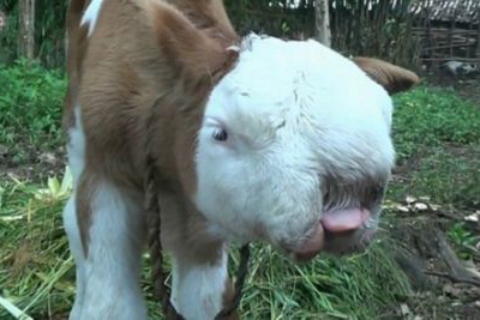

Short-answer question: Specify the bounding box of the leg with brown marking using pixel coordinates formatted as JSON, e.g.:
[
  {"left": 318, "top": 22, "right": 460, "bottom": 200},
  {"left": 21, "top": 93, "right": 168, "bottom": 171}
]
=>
[
  {"left": 80, "top": 178, "right": 146, "bottom": 319},
  {"left": 64, "top": 176, "right": 147, "bottom": 320},
  {"left": 159, "top": 196, "right": 238, "bottom": 320},
  {"left": 170, "top": 246, "right": 238, "bottom": 320},
  {"left": 63, "top": 196, "right": 86, "bottom": 320}
]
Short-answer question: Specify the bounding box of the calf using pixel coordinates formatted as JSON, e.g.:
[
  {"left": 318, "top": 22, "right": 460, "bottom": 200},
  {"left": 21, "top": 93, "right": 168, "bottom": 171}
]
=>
[{"left": 62, "top": 1, "right": 420, "bottom": 319}]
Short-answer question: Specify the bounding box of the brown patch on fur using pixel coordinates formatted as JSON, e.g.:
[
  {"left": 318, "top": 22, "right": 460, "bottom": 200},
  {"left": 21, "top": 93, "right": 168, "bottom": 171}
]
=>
[
  {"left": 64, "top": 0, "right": 238, "bottom": 262},
  {"left": 63, "top": 0, "right": 91, "bottom": 130},
  {"left": 353, "top": 57, "right": 420, "bottom": 95},
  {"left": 222, "top": 277, "right": 239, "bottom": 320},
  {"left": 166, "top": 0, "right": 237, "bottom": 42},
  {"left": 75, "top": 171, "right": 96, "bottom": 256},
  {"left": 64, "top": 1, "right": 242, "bottom": 313}
]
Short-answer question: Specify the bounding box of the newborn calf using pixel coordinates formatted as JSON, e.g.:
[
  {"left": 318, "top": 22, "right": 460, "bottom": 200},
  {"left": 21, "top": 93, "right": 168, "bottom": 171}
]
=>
[{"left": 62, "top": 0, "right": 420, "bottom": 319}]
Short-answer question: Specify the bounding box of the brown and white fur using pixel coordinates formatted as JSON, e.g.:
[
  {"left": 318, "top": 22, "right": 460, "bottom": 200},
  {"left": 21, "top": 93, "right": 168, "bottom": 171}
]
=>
[{"left": 62, "top": 1, "right": 420, "bottom": 319}]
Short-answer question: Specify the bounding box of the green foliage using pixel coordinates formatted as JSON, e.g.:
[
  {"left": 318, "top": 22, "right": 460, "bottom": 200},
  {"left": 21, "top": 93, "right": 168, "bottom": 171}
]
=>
[
  {"left": 448, "top": 222, "right": 479, "bottom": 260},
  {"left": 0, "top": 60, "right": 66, "bottom": 163},
  {"left": 392, "top": 86, "right": 480, "bottom": 162}
]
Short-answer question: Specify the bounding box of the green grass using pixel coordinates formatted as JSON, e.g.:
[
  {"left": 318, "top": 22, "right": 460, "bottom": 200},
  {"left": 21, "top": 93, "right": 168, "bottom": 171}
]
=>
[
  {"left": 392, "top": 86, "right": 480, "bottom": 163},
  {"left": 1, "top": 62, "right": 480, "bottom": 319},
  {"left": 390, "top": 86, "right": 480, "bottom": 208}
]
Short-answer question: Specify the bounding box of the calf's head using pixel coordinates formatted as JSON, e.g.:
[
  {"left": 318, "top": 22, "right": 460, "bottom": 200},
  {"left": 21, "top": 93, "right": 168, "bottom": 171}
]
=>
[{"left": 153, "top": 5, "right": 419, "bottom": 261}]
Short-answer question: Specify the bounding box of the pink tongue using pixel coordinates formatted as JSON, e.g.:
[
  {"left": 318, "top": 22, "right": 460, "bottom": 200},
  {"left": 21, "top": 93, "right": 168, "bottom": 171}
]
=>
[{"left": 321, "top": 208, "right": 370, "bottom": 232}]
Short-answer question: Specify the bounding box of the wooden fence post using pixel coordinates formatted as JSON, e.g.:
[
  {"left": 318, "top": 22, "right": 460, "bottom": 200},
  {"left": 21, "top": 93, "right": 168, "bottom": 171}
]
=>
[
  {"left": 18, "top": 0, "right": 36, "bottom": 60},
  {"left": 0, "top": 11, "right": 6, "bottom": 33},
  {"left": 477, "top": 8, "right": 480, "bottom": 59},
  {"left": 314, "top": 0, "right": 331, "bottom": 47}
]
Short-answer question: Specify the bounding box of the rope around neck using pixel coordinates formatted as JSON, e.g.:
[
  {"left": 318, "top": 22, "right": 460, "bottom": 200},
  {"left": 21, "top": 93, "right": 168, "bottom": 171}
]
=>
[{"left": 144, "top": 98, "right": 251, "bottom": 320}]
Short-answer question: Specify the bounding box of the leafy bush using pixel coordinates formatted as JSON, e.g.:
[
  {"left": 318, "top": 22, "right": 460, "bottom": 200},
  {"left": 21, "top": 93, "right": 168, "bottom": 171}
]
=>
[{"left": 0, "top": 60, "right": 66, "bottom": 151}]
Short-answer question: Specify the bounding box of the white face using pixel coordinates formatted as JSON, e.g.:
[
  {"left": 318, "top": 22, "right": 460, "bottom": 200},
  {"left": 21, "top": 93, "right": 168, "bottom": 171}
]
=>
[{"left": 195, "top": 34, "right": 395, "bottom": 260}]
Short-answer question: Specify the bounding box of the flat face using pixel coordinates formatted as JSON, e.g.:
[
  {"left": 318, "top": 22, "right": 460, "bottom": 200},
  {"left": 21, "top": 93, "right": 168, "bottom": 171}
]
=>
[{"left": 195, "top": 34, "right": 395, "bottom": 258}]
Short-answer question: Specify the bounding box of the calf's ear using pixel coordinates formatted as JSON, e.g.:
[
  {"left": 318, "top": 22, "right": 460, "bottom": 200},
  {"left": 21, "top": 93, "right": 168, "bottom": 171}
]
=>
[
  {"left": 148, "top": 2, "right": 238, "bottom": 85},
  {"left": 353, "top": 57, "right": 420, "bottom": 95}
]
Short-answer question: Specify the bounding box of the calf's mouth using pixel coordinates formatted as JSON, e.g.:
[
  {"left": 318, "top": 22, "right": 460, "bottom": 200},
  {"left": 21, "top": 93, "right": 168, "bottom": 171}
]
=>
[{"left": 289, "top": 207, "right": 374, "bottom": 261}]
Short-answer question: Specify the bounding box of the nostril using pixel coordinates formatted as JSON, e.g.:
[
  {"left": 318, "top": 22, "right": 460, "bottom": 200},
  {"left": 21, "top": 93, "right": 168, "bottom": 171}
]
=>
[
  {"left": 376, "top": 185, "right": 386, "bottom": 198},
  {"left": 363, "top": 184, "right": 385, "bottom": 207},
  {"left": 322, "top": 188, "right": 332, "bottom": 209}
]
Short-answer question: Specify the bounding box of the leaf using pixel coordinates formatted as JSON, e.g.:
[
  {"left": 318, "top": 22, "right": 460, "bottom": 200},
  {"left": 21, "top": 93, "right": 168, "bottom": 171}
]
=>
[
  {"left": 34, "top": 166, "right": 72, "bottom": 201},
  {"left": 60, "top": 166, "right": 73, "bottom": 195},
  {"left": 48, "top": 176, "right": 61, "bottom": 196},
  {"left": 396, "top": 205, "right": 411, "bottom": 213},
  {"left": 0, "top": 296, "right": 34, "bottom": 320},
  {"left": 405, "top": 196, "right": 417, "bottom": 204},
  {"left": 0, "top": 185, "right": 5, "bottom": 209},
  {"left": 400, "top": 303, "right": 410, "bottom": 316},
  {"left": 414, "top": 203, "right": 428, "bottom": 211}
]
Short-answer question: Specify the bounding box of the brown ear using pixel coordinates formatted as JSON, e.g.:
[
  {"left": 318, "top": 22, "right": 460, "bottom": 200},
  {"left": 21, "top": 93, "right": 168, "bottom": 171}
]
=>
[
  {"left": 353, "top": 57, "right": 420, "bottom": 95},
  {"left": 148, "top": 2, "right": 238, "bottom": 85}
]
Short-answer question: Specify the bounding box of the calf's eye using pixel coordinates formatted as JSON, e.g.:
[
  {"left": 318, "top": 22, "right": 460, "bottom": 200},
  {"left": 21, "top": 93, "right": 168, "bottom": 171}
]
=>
[{"left": 213, "top": 128, "right": 228, "bottom": 142}]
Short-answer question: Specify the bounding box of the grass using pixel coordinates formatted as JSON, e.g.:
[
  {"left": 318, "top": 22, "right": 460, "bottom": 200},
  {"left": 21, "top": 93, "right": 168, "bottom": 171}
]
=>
[
  {"left": 392, "top": 86, "right": 480, "bottom": 163},
  {"left": 389, "top": 86, "right": 480, "bottom": 208},
  {"left": 0, "top": 175, "right": 411, "bottom": 320},
  {"left": 1, "top": 62, "right": 479, "bottom": 319}
]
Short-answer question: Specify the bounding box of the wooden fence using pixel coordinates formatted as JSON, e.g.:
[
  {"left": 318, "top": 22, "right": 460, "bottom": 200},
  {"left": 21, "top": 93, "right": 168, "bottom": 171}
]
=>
[
  {"left": 411, "top": 0, "right": 480, "bottom": 69},
  {"left": 1, "top": 0, "right": 480, "bottom": 70},
  {"left": 230, "top": 0, "right": 480, "bottom": 70}
]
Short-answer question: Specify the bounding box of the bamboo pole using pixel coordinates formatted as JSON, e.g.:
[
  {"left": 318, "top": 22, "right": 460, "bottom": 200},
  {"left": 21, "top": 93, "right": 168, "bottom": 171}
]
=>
[
  {"left": 314, "top": 0, "right": 331, "bottom": 47},
  {"left": 18, "top": 0, "right": 36, "bottom": 60},
  {"left": 477, "top": 8, "right": 480, "bottom": 58},
  {"left": 0, "top": 11, "right": 6, "bottom": 33}
]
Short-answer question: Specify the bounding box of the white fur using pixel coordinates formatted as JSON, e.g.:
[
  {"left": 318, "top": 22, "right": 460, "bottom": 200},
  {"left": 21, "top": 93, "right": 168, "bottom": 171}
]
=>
[
  {"left": 63, "top": 196, "right": 86, "bottom": 320},
  {"left": 67, "top": 107, "right": 85, "bottom": 185},
  {"left": 81, "top": 0, "right": 104, "bottom": 36},
  {"left": 64, "top": 106, "right": 146, "bottom": 319},
  {"left": 195, "top": 35, "right": 395, "bottom": 249},
  {"left": 171, "top": 250, "right": 229, "bottom": 320},
  {"left": 64, "top": 107, "right": 87, "bottom": 320},
  {"left": 79, "top": 181, "right": 146, "bottom": 320}
]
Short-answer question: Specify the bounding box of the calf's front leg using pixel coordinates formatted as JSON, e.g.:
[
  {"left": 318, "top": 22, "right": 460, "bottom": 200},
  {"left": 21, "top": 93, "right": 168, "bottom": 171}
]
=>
[
  {"left": 170, "top": 247, "right": 238, "bottom": 320},
  {"left": 64, "top": 178, "right": 147, "bottom": 320}
]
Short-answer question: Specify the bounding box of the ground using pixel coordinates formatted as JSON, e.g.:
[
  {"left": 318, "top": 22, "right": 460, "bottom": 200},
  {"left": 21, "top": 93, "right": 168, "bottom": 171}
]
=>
[{"left": 0, "top": 61, "right": 479, "bottom": 319}]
